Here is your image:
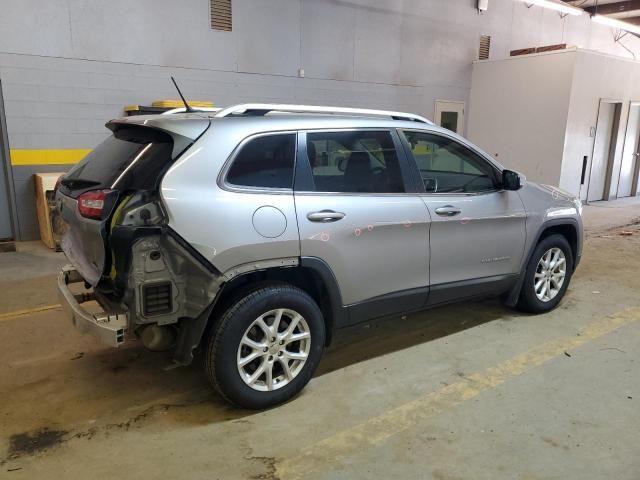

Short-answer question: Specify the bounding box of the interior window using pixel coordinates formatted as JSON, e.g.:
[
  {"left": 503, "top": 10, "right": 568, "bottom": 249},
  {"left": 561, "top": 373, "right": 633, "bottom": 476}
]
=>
[
  {"left": 402, "top": 131, "right": 497, "bottom": 193},
  {"left": 227, "top": 134, "right": 296, "bottom": 189},
  {"left": 306, "top": 130, "right": 405, "bottom": 193}
]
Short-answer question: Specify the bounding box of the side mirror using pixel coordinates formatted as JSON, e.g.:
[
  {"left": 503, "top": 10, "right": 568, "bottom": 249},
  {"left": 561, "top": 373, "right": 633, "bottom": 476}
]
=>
[{"left": 501, "top": 170, "right": 522, "bottom": 191}]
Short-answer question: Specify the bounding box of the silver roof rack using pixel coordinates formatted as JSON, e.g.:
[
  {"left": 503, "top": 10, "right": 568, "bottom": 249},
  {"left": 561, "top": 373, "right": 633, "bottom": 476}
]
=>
[{"left": 213, "top": 103, "right": 433, "bottom": 124}]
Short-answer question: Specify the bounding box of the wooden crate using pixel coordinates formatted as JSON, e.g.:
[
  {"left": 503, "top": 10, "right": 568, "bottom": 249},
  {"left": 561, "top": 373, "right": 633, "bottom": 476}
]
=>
[{"left": 34, "top": 173, "right": 65, "bottom": 250}]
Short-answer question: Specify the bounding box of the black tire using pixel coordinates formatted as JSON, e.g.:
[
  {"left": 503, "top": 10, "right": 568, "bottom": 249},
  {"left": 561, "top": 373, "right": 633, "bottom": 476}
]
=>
[
  {"left": 517, "top": 234, "right": 574, "bottom": 313},
  {"left": 205, "top": 282, "right": 325, "bottom": 409}
]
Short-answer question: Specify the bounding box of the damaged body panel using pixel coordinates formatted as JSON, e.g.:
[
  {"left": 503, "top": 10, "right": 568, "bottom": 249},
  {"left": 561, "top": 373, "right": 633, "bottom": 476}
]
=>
[
  {"left": 56, "top": 114, "right": 210, "bottom": 286},
  {"left": 126, "top": 233, "right": 223, "bottom": 326},
  {"left": 55, "top": 113, "right": 220, "bottom": 362}
]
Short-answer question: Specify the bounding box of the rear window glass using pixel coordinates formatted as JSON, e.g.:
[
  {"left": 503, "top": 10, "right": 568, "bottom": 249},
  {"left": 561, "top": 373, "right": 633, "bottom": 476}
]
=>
[
  {"left": 226, "top": 134, "right": 296, "bottom": 189},
  {"left": 62, "top": 127, "right": 177, "bottom": 194}
]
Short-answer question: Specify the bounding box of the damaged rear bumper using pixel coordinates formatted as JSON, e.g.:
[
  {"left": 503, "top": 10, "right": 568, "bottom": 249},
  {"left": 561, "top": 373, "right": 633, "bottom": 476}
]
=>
[{"left": 57, "top": 265, "right": 128, "bottom": 347}]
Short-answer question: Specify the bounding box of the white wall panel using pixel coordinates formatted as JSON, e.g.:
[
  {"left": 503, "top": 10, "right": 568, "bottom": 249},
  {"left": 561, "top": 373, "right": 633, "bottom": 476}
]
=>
[{"left": 467, "top": 52, "right": 576, "bottom": 186}]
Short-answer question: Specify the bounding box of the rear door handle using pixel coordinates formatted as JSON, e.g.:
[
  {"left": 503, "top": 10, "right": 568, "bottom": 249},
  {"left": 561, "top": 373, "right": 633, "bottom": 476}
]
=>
[
  {"left": 434, "top": 205, "right": 461, "bottom": 217},
  {"left": 307, "top": 210, "right": 346, "bottom": 222}
]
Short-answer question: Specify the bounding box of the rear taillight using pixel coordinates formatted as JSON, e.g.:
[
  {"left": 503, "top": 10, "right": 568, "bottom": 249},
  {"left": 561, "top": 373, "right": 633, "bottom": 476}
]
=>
[{"left": 77, "top": 190, "right": 113, "bottom": 219}]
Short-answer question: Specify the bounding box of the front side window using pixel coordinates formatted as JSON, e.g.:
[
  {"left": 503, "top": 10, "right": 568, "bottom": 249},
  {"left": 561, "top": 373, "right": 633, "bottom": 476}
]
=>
[
  {"left": 402, "top": 131, "right": 498, "bottom": 193},
  {"left": 305, "top": 130, "right": 405, "bottom": 193},
  {"left": 226, "top": 133, "right": 296, "bottom": 189}
]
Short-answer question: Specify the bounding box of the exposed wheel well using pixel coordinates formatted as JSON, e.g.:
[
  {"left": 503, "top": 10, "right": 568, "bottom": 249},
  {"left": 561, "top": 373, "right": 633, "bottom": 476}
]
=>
[
  {"left": 207, "top": 266, "right": 336, "bottom": 346},
  {"left": 538, "top": 224, "right": 578, "bottom": 271}
]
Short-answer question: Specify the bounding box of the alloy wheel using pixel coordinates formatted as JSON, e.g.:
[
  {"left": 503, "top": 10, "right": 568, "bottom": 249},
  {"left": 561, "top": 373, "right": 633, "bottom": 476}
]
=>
[
  {"left": 534, "top": 247, "right": 566, "bottom": 302},
  {"left": 236, "top": 308, "right": 311, "bottom": 392}
]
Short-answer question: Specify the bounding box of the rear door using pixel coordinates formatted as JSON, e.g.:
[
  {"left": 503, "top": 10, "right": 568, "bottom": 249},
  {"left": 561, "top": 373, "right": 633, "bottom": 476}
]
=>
[
  {"left": 294, "top": 129, "right": 430, "bottom": 322},
  {"left": 400, "top": 129, "right": 526, "bottom": 301}
]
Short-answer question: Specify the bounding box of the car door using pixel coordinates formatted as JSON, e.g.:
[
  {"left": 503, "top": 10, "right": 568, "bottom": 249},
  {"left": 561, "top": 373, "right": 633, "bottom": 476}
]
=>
[
  {"left": 399, "top": 129, "right": 526, "bottom": 303},
  {"left": 294, "top": 129, "right": 430, "bottom": 324}
]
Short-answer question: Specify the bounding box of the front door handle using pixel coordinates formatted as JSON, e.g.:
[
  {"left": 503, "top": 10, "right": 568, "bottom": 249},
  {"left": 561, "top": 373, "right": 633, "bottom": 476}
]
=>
[
  {"left": 307, "top": 210, "right": 346, "bottom": 222},
  {"left": 434, "top": 205, "right": 461, "bottom": 217}
]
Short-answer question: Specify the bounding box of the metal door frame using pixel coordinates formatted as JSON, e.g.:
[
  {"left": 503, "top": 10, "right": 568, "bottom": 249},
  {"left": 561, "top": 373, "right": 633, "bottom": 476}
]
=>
[
  {"left": 616, "top": 101, "right": 640, "bottom": 197},
  {"left": 0, "top": 78, "right": 18, "bottom": 241},
  {"left": 585, "top": 99, "right": 622, "bottom": 203}
]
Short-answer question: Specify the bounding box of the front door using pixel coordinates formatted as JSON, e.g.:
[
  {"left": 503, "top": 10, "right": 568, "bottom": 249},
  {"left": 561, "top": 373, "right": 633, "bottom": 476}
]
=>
[
  {"left": 434, "top": 100, "right": 465, "bottom": 135},
  {"left": 294, "top": 129, "right": 430, "bottom": 319},
  {"left": 400, "top": 130, "right": 526, "bottom": 299}
]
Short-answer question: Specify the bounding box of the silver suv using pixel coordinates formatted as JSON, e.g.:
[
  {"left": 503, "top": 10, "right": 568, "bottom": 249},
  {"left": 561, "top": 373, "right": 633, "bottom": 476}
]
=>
[{"left": 56, "top": 104, "right": 583, "bottom": 408}]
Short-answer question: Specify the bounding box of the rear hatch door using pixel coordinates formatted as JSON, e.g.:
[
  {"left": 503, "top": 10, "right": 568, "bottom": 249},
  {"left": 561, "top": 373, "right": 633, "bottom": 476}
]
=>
[{"left": 56, "top": 115, "right": 209, "bottom": 286}]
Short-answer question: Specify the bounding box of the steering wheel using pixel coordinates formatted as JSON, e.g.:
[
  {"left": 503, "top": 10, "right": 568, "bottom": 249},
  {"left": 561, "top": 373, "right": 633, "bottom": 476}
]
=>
[{"left": 457, "top": 175, "right": 488, "bottom": 193}]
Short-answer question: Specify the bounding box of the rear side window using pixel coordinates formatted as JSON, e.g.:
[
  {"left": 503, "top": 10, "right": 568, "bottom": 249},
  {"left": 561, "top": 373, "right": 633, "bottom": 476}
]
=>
[
  {"left": 226, "top": 134, "right": 296, "bottom": 189},
  {"left": 62, "top": 125, "right": 179, "bottom": 196},
  {"left": 305, "top": 130, "right": 405, "bottom": 193}
]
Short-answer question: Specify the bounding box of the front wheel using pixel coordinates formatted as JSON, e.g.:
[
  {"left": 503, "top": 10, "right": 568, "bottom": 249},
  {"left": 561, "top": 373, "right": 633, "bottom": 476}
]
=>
[
  {"left": 205, "top": 283, "right": 325, "bottom": 409},
  {"left": 517, "top": 234, "right": 574, "bottom": 313}
]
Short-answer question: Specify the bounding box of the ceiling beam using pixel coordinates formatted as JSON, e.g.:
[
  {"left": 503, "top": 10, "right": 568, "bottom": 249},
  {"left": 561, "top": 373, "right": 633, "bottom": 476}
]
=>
[
  {"left": 623, "top": 15, "right": 640, "bottom": 24},
  {"left": 584, "top": 0, "right": 640, "bottom": 15}
]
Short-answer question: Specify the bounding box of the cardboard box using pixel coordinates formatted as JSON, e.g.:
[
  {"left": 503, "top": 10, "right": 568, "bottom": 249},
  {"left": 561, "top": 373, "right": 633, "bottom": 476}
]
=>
[{"left": 34, "top": 172, "right": 65, "bottom": 250}]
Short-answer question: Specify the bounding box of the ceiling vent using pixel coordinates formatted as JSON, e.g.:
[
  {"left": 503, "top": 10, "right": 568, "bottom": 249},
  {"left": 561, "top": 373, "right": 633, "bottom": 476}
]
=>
[
  {"left": 210, "top": 0, "right": 232, "bottom": 31},
  {"left": 479, "top": 35, "right": 491, "bottom": 60}
]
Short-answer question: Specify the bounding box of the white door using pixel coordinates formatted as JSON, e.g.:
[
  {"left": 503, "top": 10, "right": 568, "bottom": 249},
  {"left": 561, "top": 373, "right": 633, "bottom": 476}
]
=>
[
  {"left": 587, "top": 101, "right": 618, "bottom": 202},
  {"left": 434, "top": 101, "right": 465, "bottom": 135},
  {"left": 618, "top": 103, "right": 640, "bottom": 198}
]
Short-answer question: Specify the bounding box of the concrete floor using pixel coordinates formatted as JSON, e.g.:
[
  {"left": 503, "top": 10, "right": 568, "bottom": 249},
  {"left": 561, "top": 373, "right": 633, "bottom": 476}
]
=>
[{"left": 1, "top": 198, "right": 639, "bottom": 479}]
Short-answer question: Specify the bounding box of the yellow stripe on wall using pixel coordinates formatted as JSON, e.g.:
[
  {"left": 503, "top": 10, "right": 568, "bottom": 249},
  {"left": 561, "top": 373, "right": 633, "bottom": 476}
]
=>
[{"left": 10, "top": 149, "right": 92, "bottom": 166}]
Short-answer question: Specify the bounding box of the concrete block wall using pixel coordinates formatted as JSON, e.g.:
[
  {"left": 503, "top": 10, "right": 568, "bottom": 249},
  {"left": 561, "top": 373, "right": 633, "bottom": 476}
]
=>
[{"left": 1, "top": 0, "right": 639, "bottom": 240}]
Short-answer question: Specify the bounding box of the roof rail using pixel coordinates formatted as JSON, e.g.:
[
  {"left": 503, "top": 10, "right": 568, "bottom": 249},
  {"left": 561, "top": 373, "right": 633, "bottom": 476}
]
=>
[
  {"left": 162, "top": 107, "right": 221, "bottom": 115},
  {"left": 213, "top": 103, "right": 433, "bottom": 124}
]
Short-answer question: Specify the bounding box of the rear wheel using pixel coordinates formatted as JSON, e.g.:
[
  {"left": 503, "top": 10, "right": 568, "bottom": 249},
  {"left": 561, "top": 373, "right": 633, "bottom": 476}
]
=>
[
  {"left": 517, "top": 234, "right": 573, "bottom": 313},
  {"left": 205, "top": 283, "right": 325, "bottom": 409}
]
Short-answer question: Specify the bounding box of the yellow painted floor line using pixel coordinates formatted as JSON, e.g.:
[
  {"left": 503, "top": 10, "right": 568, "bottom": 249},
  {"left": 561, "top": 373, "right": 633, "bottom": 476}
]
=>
[
  {"left": 0, "top": 304, "right": 61, "bottom": 322},
  {"left": 277, "top": 307, "right": 640, "bottom": 480}
]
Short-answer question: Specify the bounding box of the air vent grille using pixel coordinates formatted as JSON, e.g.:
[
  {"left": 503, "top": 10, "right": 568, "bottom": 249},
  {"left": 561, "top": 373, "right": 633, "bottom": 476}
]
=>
[
  {"left": 210, "top": 0, "right": 232, "bottom": 31},
  {"left": 142, "top": 283, "right": 173, "bottom": 316},
  {"left": 479, "top": 35, "right": 491, "bottom": 60}
]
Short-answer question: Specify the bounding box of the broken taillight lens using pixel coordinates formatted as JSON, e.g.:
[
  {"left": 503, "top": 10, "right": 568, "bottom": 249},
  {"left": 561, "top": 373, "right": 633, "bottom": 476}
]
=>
[{"left": 77, "top": 190, "right": 113, "bottom": 219}]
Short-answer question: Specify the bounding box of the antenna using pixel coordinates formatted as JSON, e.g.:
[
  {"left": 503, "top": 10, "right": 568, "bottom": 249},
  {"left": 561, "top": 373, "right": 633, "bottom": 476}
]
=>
[{"left": 170, "top": 76, "right": 195, "bottom": 113}]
